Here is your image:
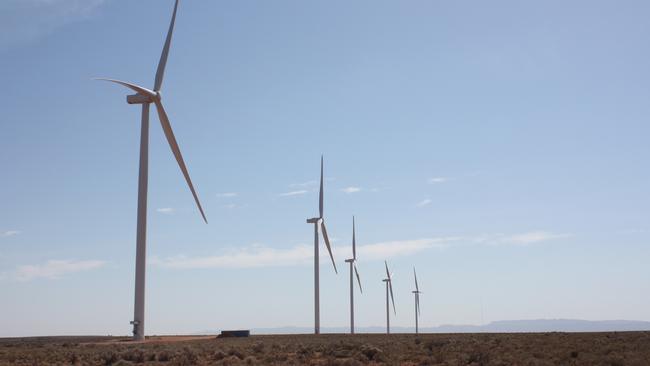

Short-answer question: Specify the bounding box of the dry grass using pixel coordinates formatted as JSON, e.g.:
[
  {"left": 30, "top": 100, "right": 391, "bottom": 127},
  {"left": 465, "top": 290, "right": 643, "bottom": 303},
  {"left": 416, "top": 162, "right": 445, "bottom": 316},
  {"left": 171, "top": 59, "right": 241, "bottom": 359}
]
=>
[{"left": 0, "top": 332, "right": 649, "bottom": 365}]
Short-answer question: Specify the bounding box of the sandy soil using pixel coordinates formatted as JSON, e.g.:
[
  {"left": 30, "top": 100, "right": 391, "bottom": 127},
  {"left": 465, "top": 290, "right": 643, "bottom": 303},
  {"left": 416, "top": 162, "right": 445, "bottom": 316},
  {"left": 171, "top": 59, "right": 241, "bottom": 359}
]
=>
[{"left": 1, "top": 332, "right": 649, "bottom": 365}]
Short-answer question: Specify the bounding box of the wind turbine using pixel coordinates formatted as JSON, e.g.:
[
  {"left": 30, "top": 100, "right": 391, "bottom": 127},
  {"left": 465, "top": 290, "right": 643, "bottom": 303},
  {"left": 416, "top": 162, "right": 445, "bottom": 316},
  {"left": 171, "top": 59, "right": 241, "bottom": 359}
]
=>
[
  {"left": 383, "top": 261, "right": 396, "bottom": 334},
  {"left": 306, "top": 156, "right": 337, "bottom": 334},
  {"left": 95, "top": 0, "right": 207, "bottom": 341},
  {"left": 412, "top": 267, "right": 423, "bottom": 334},
  {"left": 344, "top": 216, "right": 362, "bottom": 334}
]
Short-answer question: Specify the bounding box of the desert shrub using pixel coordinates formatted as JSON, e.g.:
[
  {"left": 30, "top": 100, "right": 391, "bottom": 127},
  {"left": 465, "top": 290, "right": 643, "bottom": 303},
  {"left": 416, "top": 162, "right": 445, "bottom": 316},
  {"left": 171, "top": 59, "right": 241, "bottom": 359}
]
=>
[
  {"left": 297, "top": 344, "right": 312, "bottom": 356},
  {"left": 228, "top": 347, "right": 245, "bottom": 360},
  {"left": 322, "top": 343, "right": 352, "bottom": 359},
  {"left": 113, "top": 361, "right": 133, "bottom": 366},
  {"left": 100, "top": 351, "right": 120, "bottom": 365},
  {"left": 213, "top": 350, "right": 227, "bottom": 361},
  {"left": 251, "top": 341, "right": 265, "bottom": 354},
  {"left": 171, "top": 347, "right": 199, "bottom": 366},
  {"left": 158, "top": 350, "right": 172, "bottom": 362},
  {"left": 243, "top": 355, "right": 257, "bottom": 365},
  {"left": 425, "top": 339, "right": 447, "bottom": 351},
  {"left": 336, "top": 358, "right": 363, "bottom": 366},
  {"left": 266, "top": 352, "right": 288, "bottom": 363},
  {"left": 360, "top": 344, "right": 383, "bottom": 361},
  {"left": 221, "top": 355, "right": 243, "bottom": 365},
  {"left": 122, "top": 349, "right": 145, "bottom": 363},
  {"left": 466, "top": 350, "right": 490, "bottom": 366},
  {"left": 608, "top": 357, "right": 625, "bottom": 366}
]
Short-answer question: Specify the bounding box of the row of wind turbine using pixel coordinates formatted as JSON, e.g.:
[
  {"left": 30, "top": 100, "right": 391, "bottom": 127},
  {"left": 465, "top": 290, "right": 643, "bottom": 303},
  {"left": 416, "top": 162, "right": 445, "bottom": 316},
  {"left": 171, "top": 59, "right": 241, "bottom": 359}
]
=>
[
  {"left": 383, "top": 262, "right": 423, "bottom": 334},
  {"left": 98, "top": 0, "right": 422, "bottom": 340},
  {"left": 308, "top": 158, "right": 422, "bottom": 335}
]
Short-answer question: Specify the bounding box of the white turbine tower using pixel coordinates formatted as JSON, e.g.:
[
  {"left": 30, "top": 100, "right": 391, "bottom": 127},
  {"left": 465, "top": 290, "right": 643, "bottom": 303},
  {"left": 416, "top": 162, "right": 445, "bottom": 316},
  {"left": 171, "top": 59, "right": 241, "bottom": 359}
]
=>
[
  {"left": 306, "top": 156, "right": 337, "bottom": 334},
  {"left": 383, "top": 261, "right": 396, "bottom": 334},
  {"left": 344, "top": 216, "right": 362, "bottom": 334},
  {"left": 412, "top": 267, "right": 422, "bottom": 334},
  {"left": 95, "top": 0, "right": 207, "bottom": 341}
]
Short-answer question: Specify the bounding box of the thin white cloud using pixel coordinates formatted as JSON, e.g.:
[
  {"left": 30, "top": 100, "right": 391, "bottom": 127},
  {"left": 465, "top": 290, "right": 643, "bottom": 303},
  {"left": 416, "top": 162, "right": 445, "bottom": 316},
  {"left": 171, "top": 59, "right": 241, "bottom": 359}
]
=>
[
  {"left": 0, "top": 0, "right": 106, "bottom": 49},
  {"left": 222, "top": 204, "right": 237, "bottom": 209},
  {"left": 279, "top": 190, "right": 308, "bottom": 197},
  {"left": 1, "top": 230, "right": 20, "bottom": 237},
  {"left": 341, "top": 186, "right": 361, "bottom": 194},
  {"left": 428, "top": 177, "right": 448, "bottom": 184},
  {"left": 151, "top": 245, "right": 313, "bottom": 269},
  {"left": 151, "top": 230, "right": 570, "bottom": 270},
  {"left": 472, "top": 231, "right": 572, "bottom": 246},
  {"left": 156, "top": 207, "right": 174, "bottom": 214},
  {"left": 499, "top": 231, "right": 572, "bottom": 245},
  {"left": 289, "top": 180, "right": 317, "bottom": 188},
  {"left": 289, "top": 178, "right": 335, "bottom": 188},
  {"left": 10, "top": 259, "right": 106, "bottom": 281},
  {"left": 619, "top": 228, "right": 648, "bottom": 234},
  {"left": 216, "top": 192, "right": 238, "bottom": 198},
  {"left": 151, "top": 237, "right": 459, "bottom": 270},
  {"left": 416, "top": 199, "right": 432, "bottom": 207},
  {"left": 354, "top": 238, "right": 457, "bottom": 260}
]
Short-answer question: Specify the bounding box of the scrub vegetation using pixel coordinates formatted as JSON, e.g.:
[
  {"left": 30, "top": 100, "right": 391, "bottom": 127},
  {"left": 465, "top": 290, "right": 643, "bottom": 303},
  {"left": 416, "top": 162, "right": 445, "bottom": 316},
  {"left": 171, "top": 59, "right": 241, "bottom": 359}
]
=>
[{"left": 1, "top": 332, "right": 649, "bottom": 365}]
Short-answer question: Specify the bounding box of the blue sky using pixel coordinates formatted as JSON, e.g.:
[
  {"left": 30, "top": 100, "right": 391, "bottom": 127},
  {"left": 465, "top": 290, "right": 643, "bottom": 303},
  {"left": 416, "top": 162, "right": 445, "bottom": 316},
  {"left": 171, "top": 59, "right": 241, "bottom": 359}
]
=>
[{"left": 1, "top": 0, "right": 649, "bottom": 337}]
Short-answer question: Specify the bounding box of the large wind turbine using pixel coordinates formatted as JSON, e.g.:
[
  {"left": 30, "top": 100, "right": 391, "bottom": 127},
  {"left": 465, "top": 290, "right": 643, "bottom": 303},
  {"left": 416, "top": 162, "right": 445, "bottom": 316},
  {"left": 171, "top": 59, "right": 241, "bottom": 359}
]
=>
[
  {"left": 412, "top": 267, "right": 423, "bottom": 334},
  {"left": 306, "top": 156, "right": 337, "bottom": 334},
  {"left": 383, "top": 261, "right": 396, "bottom": 334},
  {"left": 96, "top": 0, "right": 207, "bottom": 341},
  {"left": 344, "top": 216, "right": 362, "bottom": 334}
]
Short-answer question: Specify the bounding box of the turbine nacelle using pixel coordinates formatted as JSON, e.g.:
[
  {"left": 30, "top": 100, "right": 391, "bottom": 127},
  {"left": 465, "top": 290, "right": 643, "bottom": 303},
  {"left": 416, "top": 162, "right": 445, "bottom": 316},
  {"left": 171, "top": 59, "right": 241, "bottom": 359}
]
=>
[
  {"left": 127, "top": 92, "right": 161, "bottom": 104},
  {"left": 306, "top": 217, "right": 322, "bottom": 224}
]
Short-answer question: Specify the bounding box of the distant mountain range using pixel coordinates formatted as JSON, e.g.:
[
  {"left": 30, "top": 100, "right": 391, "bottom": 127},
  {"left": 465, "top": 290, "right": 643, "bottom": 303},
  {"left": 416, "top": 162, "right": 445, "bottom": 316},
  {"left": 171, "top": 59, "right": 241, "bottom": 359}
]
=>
[{"left": 217, "top": 319, "right": 650, "bottom": 334}]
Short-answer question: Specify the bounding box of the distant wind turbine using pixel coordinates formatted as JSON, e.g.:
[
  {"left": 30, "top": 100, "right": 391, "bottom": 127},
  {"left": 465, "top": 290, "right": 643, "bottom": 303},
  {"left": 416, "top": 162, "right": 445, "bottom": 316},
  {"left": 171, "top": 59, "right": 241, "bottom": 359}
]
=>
[
  {"left": 306, "top": 156, "right": 337, "bottom": 334},
  {"left": 412, "top": 267, "right": 423, "bottom": 334},
  {"left": 383, "top": 261, "right": 396, "bottom": 334},
  {"left": 345, "top": 216, "right": 362, "bottom": 334},
  {"left": 95, "top": 0, "right": 207, "bottom": 341}
]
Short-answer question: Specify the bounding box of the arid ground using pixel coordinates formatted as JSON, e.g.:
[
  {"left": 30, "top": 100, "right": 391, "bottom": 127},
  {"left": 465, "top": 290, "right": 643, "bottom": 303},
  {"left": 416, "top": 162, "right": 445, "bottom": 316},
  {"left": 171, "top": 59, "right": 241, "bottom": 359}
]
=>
[{"left": 1, "top": 332, "right": 649, "bottom": 365}]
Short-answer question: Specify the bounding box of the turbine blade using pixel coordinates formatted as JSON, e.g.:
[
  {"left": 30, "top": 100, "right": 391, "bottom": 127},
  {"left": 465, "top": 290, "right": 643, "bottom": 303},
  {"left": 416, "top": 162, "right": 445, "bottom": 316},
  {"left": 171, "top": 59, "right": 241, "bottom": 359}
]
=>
[
  {"left": 320, "top": 221, "right": 337, "bottom": 273},
  {"left": 389, "top": 281, "right": 396, "bottom": 315},
  {"left": 385, "top": 261, "right": 390, "bottom": 280},
  {"left": 154, "top": 0, "right": 180, "bottom": 91},
  {"left": 352, "top": 216, "right": 356, "bottom": 259},
  {"left": 153, "top": 100, "right": 207, "bottom": 223},
  {"left": 354, "top": 263, "right": 362, "bottom": 293},
  {"left": 319, "top": 155, "right": 324, "bottom": 218},
  {"left": 414, "top": 267, "right": 419, "bottom": 292},
  {"left": 95, "top": 78, "right": 156, "bottom": 97},
  {"left": 417, "top": 294, "right": 421, "bottom": 317}
]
